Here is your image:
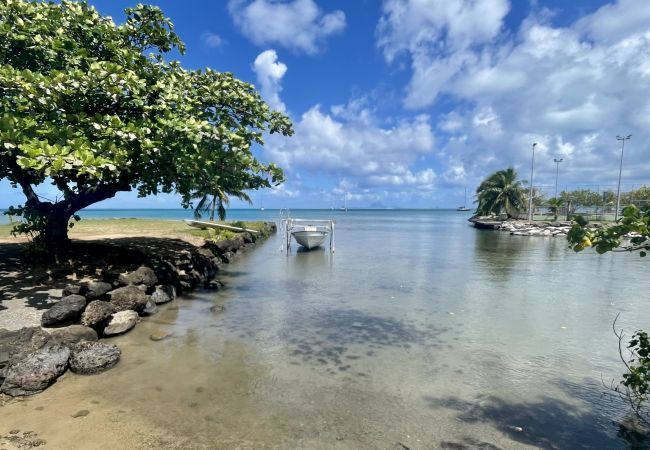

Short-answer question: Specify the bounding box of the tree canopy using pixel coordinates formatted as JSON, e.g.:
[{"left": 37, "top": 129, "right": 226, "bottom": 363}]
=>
[
  {"left": 475, "top": 168, "right": 526, "bottom": 217},
  {"left": 0, "top": 0, "right": 292, "bottom": 248}
]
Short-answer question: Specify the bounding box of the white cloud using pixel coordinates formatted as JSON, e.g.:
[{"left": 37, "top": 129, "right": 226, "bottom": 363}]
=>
[
  {"left": 228, "top": 0, "right": 345, "bottom": 54},
  {"left": 253, "top": 50, "right": 287, "bottom": 112},
  {"left": 378, "top": 0, "right": 650, "bottom": 190},
  {"left": 201, "top": 32, "right": 224, "bottom": 48},
  {"left": 264, "top": 100, "right": 437, "bottom": 193},
  {"left": 377, "top": 0, "right": 510, "bottom": 108}
]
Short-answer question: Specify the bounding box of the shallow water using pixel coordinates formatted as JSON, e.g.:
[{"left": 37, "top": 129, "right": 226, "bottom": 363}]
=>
[{"left": 2, "top": 210, "right": 649, "bottom": 449}]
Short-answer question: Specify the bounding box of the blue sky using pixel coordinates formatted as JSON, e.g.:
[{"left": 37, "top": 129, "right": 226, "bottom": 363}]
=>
[{"left": 3, "top": 0, "right": 650, "bottom": 209}]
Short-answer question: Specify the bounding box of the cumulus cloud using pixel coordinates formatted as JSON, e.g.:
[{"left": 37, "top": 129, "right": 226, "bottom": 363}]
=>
[
  {"left": 228, "top": 0, "right": 345, "bottom": 54},
  {"left": 201, "top": 32, "right": 224, "bottom": 48},
  {"left": 264, "top": 99, "right": 437, "bottom": 194},
  {"left": 253, "top": 49, "right": 287, "bottom": 112},
  {"left": 378, "top": 0, "right": 650, "bottom": 190}
]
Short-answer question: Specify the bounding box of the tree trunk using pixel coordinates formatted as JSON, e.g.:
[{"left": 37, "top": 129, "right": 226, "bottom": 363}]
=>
[
  {"left": 209, "top": 194, "right": 217, "bottom": 222},
  {"left": 21, "top": 183, "right": 127, "bottom": 256}
]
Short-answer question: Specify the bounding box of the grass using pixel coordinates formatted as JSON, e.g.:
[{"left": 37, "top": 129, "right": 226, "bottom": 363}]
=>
[{"left": 0, "top": 218, "right": 268, "bottom": 242}]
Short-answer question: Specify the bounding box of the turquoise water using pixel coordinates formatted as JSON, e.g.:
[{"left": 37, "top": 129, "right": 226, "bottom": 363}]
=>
[{"left": 3, "top": 209, "right": 649, "bottom": 448}]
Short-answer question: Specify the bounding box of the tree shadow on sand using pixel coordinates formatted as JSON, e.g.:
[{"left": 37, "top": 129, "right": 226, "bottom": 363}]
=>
[{"left": 0, "top": 237, "right": 200, "bottom": 317}]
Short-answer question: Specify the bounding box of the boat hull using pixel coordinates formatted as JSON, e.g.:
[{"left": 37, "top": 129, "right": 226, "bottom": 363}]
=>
[{"left": 291, "top": 230, "right": 328, "bottom": 249}]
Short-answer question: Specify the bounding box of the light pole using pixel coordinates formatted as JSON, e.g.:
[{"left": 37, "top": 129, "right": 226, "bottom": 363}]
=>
[
  {"left": 528, "top": 142, "right": 537, "bottom": 222},
  {"left": 615, "top": 135, "right": 631, "bottom": 221},
  {"left": 553, "top": 157, "right": 563, "bottom": 199}
]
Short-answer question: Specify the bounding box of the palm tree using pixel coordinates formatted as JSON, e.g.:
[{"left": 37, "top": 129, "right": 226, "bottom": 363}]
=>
[
  {"left": 192, "top": 186, "right": 252, "bottom": 221},
  {"left": 547, "top": 197, "right": 563, "bottom": 221},
  {"left": 475, "top": 168, "right": 526, "bottom": 217}
]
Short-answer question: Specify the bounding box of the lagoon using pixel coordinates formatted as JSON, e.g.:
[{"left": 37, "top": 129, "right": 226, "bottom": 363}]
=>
[{"left": 1, "top": 210, "right": 647, "bottom": 448}]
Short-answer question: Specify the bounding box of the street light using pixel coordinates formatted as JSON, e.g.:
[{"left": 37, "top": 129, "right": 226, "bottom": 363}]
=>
[
  {"left": 528, "top": 142, "right": 537, "bottom": 222},
  {"left": 615, "top": 135, "right": 632, "bottom": 221},
  {"left": 553, "top": 157, "right": 563, "bottom": 199}
]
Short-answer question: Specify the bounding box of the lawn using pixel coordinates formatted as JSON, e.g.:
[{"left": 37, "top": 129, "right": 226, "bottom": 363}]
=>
[{"left": 0, "top": 218, "right": 268, "bottom": 243}]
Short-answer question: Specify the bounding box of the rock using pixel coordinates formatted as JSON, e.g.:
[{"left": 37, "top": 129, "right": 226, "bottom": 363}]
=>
[
  {"left": 103, "top": 310, "right": 139, "bottom": 336},
  {"left": 0, "top": 344, "right": 70, "bottom": 396},
  {"left": 81, "top": 301, "right": 116, "bottom": 328},
  {"left": 69, "top": 341, "right": 121, "bottom": 375},
  {"left": 142, "top": 299, "right": 158, "bottom": 316},
  {"left": 62, "top": 284, "right": 81, "bottom": 296},
  {"left": 0, "top": 327, "right": 51, "bottom": 371},
  {"left": 109, "top": 286, "right": 149, "bottom": 312},
  {"left": 41, "top": 295, "right": 87, "bottom": 327},
  {"left": 151, "top": 285, "right": 176, "bottom": 304},
  {"left": 80, "top": 281, "right": 113, "bottom": 300},
  {"left": 210, "top": 304, "right": 225, "bottom": 314},
  {"left": 118, "top": 266, "right": 158, "bottom": 287},
  {"left": 205, "top": 279, "right": 223, "bottom": 290},
  {"left": 149, "top": 330, "right": 171, "bottom": 341},
  {"left": 220, "top": 251, "right": 235, "bottom": 263},
  {"left": 47, "top": 325, "right": 98, "bottom": 345}
]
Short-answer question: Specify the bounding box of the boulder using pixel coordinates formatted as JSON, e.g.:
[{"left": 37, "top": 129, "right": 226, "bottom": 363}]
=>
[
  {"left": 69, "top": 341, "right": 121, "bottom": 375},
  {"left": 109, "top": 286, "right": 149, "bottom": 312},
  {"left": 142, "top": 299, "right": 158, "bottom": 316},
  {"left": 151, "top": 285, "right": 176, "bottom": 304},
  {"left": 118, "top": 266, "right": 158, "bottom": 287},
  {"left": 103, "top": 310, "right": 139, "bottom": 336},
  {"left": 80, "top": 281, "right": 113, "bottom": 300},
  {"left": 0, "top": 327, "right": 51, "bottom": 371},
  {"left": 41, "top": 295, "right": 87, "bottom": 327},
  {"left": 47, "top": 325, "right": 98, "bottom": 345},
  {"left": 81, "top": 301, "right": 117, "bottom": 328},
  {"left": 0, "top": 344, "right": 70, "bottom": 396},
  {"left": 205, "top": 279, "right": 223, "bottom": 290},
  {"left": 62, "top": 284, "right": 82, "bottom": 296}
]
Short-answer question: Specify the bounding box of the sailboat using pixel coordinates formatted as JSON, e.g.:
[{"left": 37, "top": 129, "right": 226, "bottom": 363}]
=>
[
  {"left": 456, "top": 188, "right": 471, "bottom": 211},
  {"left": 260, "top": 192, "right": 264, "bottom": 211},
  {"left": 340, "top": 193, "right": 347, "bottom": 211}
]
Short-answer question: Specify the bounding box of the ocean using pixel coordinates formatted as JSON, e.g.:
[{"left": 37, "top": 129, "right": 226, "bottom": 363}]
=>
[{"left": 2, "top": 209, "right": 648, "bottom": 448}]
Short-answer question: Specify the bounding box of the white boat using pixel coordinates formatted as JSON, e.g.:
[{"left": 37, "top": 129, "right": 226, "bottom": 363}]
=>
[
  {"left": 456, "top": 188, "right": 471, "bottom": 211},
  {"left": 280, "top": 214, "right": 335, "bottom": 253},
  {"left": 291, "top": 225, "right": 330, "bottom": 249}
]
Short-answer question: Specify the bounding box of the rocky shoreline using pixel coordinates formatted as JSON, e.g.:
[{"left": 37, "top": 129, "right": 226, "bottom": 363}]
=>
[
  {"left": 0, "top": 222, "right": 276, "bottom": 397},
  {"left": 470, "top": 216, "right": 602, "bottom": 237}
]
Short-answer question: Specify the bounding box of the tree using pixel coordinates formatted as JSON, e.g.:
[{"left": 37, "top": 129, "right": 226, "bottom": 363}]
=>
[
  {"left": 547, "top": 197, "right": 563, "bottom": 221},
  {"left": 559, "top": 189, "right": 601, "bottom": 217},
  {"left": 475, "top": 168, "right": 526, "bottom": 217},
  {"left": 0, "top": 0, "right": 292, "bottom": 252},
  {"left": 568, "top": 205, "right": 650, "bottom": 425}
]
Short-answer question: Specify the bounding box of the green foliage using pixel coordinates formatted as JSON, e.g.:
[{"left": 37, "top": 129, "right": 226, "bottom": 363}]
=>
[
  {"left": 0, "top": 0, "right": 292, "bottom": 247},
  {"left": 623, "top": 186, "right": 650, "bottom": 206},
  {"left": 568, "top": 205, "right": 649, "bottom": 254},
  {"left": 475, "top": 168, "right": 526, "bottom": 217},
  {"left": 559, "top": 189, "right": 602, "bottom": 216},
  {"left": 547, "top": 197, "right": 563, "bottom": 221},
  {"left": 569, "top": 208, "right": 650, "bottom": 424}
]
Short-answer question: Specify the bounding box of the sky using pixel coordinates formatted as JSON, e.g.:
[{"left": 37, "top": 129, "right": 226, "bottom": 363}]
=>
[{"left": 2, "top": 0, "right": 650, "bottom": 209}]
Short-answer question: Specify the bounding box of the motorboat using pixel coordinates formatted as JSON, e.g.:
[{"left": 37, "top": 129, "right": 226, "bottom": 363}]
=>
[
  {"left": 291, "top": 224, "right": 330, "bottom": 250},
  {"left": 280, "top": 212, "right": 335, "bottom": 252}
]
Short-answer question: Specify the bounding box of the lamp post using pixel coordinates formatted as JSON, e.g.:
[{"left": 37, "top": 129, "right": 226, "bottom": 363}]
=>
[
  {"left": 553, "top": 157, "right": 563, "bottom": 199},
  {"left": 615, "top": 135, "right": 632, "bottom": 221},
  {"left": 528, "top": 142, "right": 537, "bottom": 222}
]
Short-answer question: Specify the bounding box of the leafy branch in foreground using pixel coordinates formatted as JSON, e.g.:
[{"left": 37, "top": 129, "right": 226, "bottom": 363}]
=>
[
  {"left": 611, "top": 315, "right": 650, "bottom": 426},
  {"left": 568, "top": 205, "right": 650, "bottom": 255},
  {"left": 569, "top": 207, "right": 650, "bottom": 426}
]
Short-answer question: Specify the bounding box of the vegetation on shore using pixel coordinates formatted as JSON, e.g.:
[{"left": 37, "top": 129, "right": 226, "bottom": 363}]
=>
[
  {"left": 0, "top": 0, "right": 291, "bottom": 253},
  {"left": 475, "top": 168, "right": 527, "bottom": 217}
]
